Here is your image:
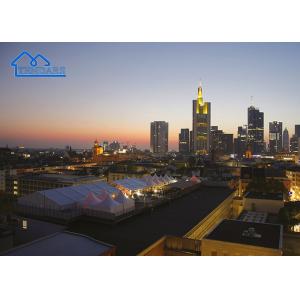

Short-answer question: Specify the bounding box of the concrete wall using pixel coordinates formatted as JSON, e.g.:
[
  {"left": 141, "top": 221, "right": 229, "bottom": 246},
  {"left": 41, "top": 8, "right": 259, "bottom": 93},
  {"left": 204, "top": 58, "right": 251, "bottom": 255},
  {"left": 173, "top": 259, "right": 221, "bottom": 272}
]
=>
[
  {"left": 138, "top": 236, "right": 166, "bottom": 256},
  {"left": 244, "top": 198, "right": 284, "bottom": 214}
]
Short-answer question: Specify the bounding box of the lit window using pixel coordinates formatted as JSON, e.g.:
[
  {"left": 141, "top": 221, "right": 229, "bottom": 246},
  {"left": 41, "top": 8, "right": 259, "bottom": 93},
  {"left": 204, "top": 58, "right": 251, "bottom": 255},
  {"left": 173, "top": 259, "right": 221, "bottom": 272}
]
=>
[{"left": 22, "top": 220, "right": 28, "bottom": 230}]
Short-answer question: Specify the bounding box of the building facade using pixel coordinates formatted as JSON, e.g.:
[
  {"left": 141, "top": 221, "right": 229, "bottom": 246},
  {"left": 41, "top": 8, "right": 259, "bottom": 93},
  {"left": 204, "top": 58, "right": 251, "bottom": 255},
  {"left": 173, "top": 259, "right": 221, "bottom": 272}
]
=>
[
  {"left": 150, "top": 121, "right": 168, "bottom": 154},
  {"left": 189, "top": 130, "right": 194, "bottom": 153},
  {"left": 234, "top": 125, "right": 248, "bottom": 158},
  {"left": 295, "top": 125, "right": 300, "bottom": 138},
  {"left": 192, "top": 85, "right": 211, "bottom": 155},
  {"left": 211, "top": 127, "right": 233, "bottom": 155},
  {"left": 178, "top": 128, "right": 190, "bottom": 154},
  {"left": 290, "top": 135, "right": 299, "bottom": 153},
  {"left": 269, "top": 121, "right": 282, "bottom": 153},
  {"left": 283, "top": 128, "right": 290, "bottom": 153},
  {"left": 247, "top": 106, "right": 264, "bottom": 155},
  {"left": 286, "top": 167, "right": 300, "bottom": 201}
]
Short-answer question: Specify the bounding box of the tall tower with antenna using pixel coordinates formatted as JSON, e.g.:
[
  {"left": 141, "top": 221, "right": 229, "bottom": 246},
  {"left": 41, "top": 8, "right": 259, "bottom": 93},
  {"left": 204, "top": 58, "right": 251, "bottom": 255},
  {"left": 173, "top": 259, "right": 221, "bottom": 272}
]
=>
[{"left": 192, "top": 83, "right": 211, "bottom": 155}]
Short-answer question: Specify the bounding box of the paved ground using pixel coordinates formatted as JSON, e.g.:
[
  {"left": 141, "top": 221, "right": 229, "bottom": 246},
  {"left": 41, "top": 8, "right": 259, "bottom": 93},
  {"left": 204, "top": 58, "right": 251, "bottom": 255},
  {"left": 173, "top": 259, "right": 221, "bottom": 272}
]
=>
[{"left": 69, "top": 186, "right": 233, "bottom": 255}]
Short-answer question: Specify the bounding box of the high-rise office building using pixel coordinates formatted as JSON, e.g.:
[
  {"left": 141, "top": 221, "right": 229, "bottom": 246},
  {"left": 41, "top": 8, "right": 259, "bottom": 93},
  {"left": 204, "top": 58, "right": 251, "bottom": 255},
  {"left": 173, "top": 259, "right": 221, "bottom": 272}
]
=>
[
  {"left": 192, "top": 85, "right": 211, "bottom": 155},
  {"left": 150, "top": 121, "right": 168, "bottom": 154},
  {"left": 189, "top": 130, "right": 193, "bottom": 153},
  {"left": 247, "top": 106, "right": 264, "bottom": 154},
  {"left": 211, "top": 127, "right": 233, "bottom": 155},
  {"left": 290, "top": 126, "right": 300, "bottom": 153},
  {"left": 179, "top": 128, "right": 190, "bottom": 154},
  {"left": 269, "top": 121, "right": 282, "bottom": 153},
  {"left": 283, "top": 128, "right": 289, "bottom": 153},
  {"left": 295, "top": 125, "right": 300, "bottom": 138},
  {"left": 234, "top": 125, "right": 248, "bottom": 158},
  {"left": 290, "top": 135, "right": 299, "bottom": 153}
]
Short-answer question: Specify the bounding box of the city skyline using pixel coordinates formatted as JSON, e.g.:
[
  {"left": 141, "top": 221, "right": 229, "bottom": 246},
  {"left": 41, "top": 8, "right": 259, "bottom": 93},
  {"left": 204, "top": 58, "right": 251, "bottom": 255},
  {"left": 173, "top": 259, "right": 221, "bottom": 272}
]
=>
[{"left": 1, "top": 43, "right": 300, "bottom": 150}]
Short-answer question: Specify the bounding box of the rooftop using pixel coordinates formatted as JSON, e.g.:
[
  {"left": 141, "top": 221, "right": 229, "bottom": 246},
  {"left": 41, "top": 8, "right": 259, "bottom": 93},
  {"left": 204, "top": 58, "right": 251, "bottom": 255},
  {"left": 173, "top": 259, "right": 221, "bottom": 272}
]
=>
[
  {"left": 18, "top": 173, "right": 100, "bottom": 183},
  {"left": 238, "top": 211, "right": 268, "bottom": 224},
  {"left": 286, "top": 166, "right": 300, "bottom": 172},
  {"left": 69, "top": 186, "right": 233, "bottom": 255},
  {"left": 2, "top": 231, "right": 115, "bottom": 256},
  {"left": 205, "top": 219, "right": 282, "bottom": 249},
  {"left": 245, "top": 191, "right": 284, "bottom": 201}
]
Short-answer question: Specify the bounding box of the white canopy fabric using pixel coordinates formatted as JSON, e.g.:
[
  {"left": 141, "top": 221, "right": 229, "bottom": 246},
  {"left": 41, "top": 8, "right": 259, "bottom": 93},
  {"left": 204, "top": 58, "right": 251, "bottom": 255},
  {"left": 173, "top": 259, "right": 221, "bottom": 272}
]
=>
[
  {"left": 113, "top": 174, "right": 177, "bottom": 192},
  {"left": 82, "top": 192, "right": 103, "bottom": 208},
  {"left": 18, "top": 181, "right": 135, "bottom": 215}
]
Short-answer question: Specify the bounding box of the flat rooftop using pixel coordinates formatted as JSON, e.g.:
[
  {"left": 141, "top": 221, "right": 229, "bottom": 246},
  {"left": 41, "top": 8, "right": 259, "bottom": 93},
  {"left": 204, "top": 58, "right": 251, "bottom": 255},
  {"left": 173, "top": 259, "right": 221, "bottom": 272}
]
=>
[
  {"left": 18, "top": 173, "right": 100, "bottom": 183},
  {"left": 2, "top": 231, "right": 114, "bottom": 256},
  {"left": 69, "top": 186, "right": 233, "bottom": 255},
  {"left": 205, "top": 219, "right": 282, "bottom": 249},
  {"left": 245, "top": 191, "right": 283, "bottom": 201}
]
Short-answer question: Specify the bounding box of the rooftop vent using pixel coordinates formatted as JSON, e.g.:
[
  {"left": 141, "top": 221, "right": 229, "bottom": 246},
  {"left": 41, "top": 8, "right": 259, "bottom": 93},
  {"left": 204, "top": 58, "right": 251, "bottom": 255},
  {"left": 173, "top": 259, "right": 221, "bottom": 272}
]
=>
[{"left": 242, "top": 227, "right": 262, "bottom": 238}]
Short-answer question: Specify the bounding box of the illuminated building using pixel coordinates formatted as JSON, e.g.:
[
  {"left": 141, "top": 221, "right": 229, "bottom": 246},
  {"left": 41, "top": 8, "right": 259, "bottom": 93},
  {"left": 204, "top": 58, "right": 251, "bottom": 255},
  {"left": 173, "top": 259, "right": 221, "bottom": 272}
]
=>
[
  {"left": 92, "top": 140, "right": 103, "bottom": 160},
  {"left": 234, "top": 125, "right": 248, "bottom": 158},
  {"left": 150, "top": 121, "right": 168, "bottom": 154},
  {"left": 192, "top": 84, "right": 211, "bottom": 155},
  {"left": 290, "top": 135, "right": 299, "bottom": 153},
  {"left": 245, "top": 148, "right": 252, "bottom": 159},
  {"left": 290, "top": 125, "right": 300, "bottom": 154},
  {"left": 248, "top": 106, "right": 264, "bottom": 154},
  {"left": 179, "top": 128, "right": 190, "bottom": 154},
  {"left": 286, "top": 167, "right": 300, "bottom": 200},
  {"left": 283, "top": 128, "right": 290, "bottom": 153},
  {"left": 269, "top": 121, "right": 282, "bottom": 153}
]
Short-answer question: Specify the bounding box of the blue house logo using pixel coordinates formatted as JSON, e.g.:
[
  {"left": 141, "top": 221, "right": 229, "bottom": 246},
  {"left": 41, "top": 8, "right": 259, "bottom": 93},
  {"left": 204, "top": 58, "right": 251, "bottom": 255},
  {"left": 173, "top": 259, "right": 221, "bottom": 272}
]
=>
[{"left": 11, "top": 51, "right": 66, "bottom": 77}]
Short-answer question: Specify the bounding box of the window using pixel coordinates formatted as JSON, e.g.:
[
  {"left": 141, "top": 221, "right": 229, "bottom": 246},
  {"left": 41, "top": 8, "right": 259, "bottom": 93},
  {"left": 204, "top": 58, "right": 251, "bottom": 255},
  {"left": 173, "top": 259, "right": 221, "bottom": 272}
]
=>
[{"left": 22, "top": 220, "right": 28, "bottom": 230}]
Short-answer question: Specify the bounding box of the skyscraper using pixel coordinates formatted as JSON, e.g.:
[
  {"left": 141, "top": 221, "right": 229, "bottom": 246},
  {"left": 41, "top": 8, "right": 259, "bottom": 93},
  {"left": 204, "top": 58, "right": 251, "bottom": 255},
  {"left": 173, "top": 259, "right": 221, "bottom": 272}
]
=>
[
  {"left": 211, "top": 127, "right": 233, "bottom": 155},
  {"left": 179, "top": 128, "right": 190, "bottom": 154},
  {"left": 269, "top": 121, "right": 282, "bottom": 153},
  {"left": 247, "top": 106, "right": 264, "bottom": 154},
  {"left": 295, "top": 125, "right": 300, "bottom": 138},
  {"left": 290, "top": 125, "right": 300, "bottom": 153},
  {"left": 189, "top": 130, "right": 193, "bottom": 153},
  {"left": 192, "top": 85, "right": 211, "bottom": 155},
  {"left": 283, "top": 128, "right": 289, "bottom": 153},
  {"left": 150, "top": 121, "right": 168, "bottom": 154},
  {"left": 234, "top": 125, "right": 248, "bottom": 158},
  {"left": 290, "top": 135, "right": 299, "bottom": 153}
]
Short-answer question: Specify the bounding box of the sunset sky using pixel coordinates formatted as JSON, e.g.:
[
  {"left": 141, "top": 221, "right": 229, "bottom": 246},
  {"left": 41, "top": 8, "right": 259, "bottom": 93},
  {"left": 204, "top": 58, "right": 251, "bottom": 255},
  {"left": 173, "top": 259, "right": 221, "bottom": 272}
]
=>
[{"left": 1, "top": 43, "right": 300, "bottom": 150}]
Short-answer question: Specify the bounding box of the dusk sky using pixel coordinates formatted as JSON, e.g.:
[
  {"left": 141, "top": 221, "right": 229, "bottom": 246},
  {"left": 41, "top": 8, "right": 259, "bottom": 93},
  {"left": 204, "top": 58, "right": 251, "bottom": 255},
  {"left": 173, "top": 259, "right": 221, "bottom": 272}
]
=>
[{"left": 1, "top": 43, "right": 300, "bottom": 150}]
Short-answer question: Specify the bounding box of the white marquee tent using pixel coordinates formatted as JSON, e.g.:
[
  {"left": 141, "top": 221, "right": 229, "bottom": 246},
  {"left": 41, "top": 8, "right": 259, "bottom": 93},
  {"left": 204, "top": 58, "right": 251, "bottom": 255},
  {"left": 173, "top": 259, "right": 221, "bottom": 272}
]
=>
[
  {"left": 113, "top": 174, "right": 177, "bottom": 194},
  {"left": 18, "top": 181, "right": 135, "bottom": 216}
]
